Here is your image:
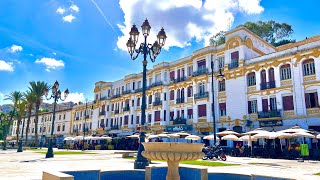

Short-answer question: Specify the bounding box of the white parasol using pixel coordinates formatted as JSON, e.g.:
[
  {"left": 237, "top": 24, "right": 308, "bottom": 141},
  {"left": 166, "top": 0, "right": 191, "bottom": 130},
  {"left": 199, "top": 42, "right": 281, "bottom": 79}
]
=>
[
  {"left": 222, "top": 134, "right": 240, "bottom": 141},
  {"left": 203, "top": 135, "right": 219, "bottom": 140},
  {"left": 158, "top": 133, "right": 169, "bottom": 138},
  {"left": 317, "top": 134, "right": 320, "bottom": 139},
  {"left": 217, "top": 129, "right": 240, "bottom": 136},
  {"left": 127, "top": 134, "right": 140, "bottom": 138},
  {"left": 74, "top": 136, "right": 83, "bottom": 141},
  {"left": 239, "top": 135, "right": 257, "bottom": 141},
  {"left": 63, "top": 137, "right": 74, "bottom": 141},
  {"left": 99, "top": 136, "right": 112, "bottom": 140},
  {"left": 279, "top": 126, "right": 310, "bottom": 133},
  {"left": 185, "top": 135, "right": 200, "bottom": 141},
  {"left": 148, "top": 135, "right": 159, "bottom": 139}
]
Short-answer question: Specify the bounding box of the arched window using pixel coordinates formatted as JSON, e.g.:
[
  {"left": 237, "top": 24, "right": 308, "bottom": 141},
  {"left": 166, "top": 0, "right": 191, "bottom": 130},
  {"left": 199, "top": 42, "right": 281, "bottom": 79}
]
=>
[
  {"left": 280, "top": 64, "right": 291, "bottom": 80},
  {"left": 170, "top": 90, "right": 175, "bottom": 100},
  {"left": 247, "top": 72, "right": 256, "bottom": 86},
  {"left": 268, "top": 68, "right": 275, "bottom": 82},
  {"left": 219, "top": 79, "right": 225, "bottom": 92},
  {"left": 303, "top": 59, "right": 315, "bottom": 76},
  {"left": 187, "top": 86, "right": 193, "bottom": 97},
  {"left": 260, "top": 69, "right": 266, "bottom": 83},
  {"left": 181, "top": 88, "right": 185, "bottom": 99}
]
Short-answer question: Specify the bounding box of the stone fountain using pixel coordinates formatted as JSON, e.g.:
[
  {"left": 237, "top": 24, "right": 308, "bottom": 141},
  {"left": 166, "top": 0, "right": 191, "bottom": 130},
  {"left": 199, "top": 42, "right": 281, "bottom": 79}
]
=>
[{"left": 142, "top": 142, "right": 204, "bottom": 180}]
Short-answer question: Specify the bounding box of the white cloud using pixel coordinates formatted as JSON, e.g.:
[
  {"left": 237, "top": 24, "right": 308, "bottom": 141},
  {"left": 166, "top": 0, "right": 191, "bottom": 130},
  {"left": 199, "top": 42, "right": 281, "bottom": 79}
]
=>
[
  {"left": 63, "top": 14, "right": 76, "bottom": 23},
  {"left": 64, "top": 92, "right": 85, "bottom": 103},
  {"left": 117, "top": 0, "right": 264, "bottom": 51},
  {"left": 56, "top": 7, "right": 66, "bottom": 14},
  {"left": 9, "top": 45, "right": 23, "bottom": 53},
  {"left": 70, "top": 4, "right": 79, "bottom": 12},
  {"left": 35, "top": 57, "right": 65, "bottom": 72},
  {"left": 53, "top": 52, "right": 57, "bottom": 55},
  {"left": 0, "top": 60, "right": 14, "bottom": 72}
]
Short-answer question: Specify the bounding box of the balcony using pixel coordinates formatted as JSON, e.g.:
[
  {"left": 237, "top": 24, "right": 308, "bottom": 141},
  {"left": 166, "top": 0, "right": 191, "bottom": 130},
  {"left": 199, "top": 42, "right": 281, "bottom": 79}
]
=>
[
  {"left": 194, "top": 92, "right": 209, "bottom": 100},
  {"left": 148, "top": 81, "right": 163, "bottom": 89},
  {"left": 176, "top": 98, "right": 185, "bottom": 104},
  {"left": 75, "top": 117, "right": 79, "bottom": 120},
  {"left": 153, "top": 100, "right": 162, "bottom": 106},
  {"left": 173, "top": 117, "right": 187, "bottom": 125},
  {"left": 173, "top": 76, "right": 187, "bottom": 83},
  {"left": 192, "top": 68, "right": 208, "bottom": 77},
  {"left": 123, "top": 106, "right": 130, "bottom": 111},
  {"left": 123, "top": 90, "right": 131, "bottom": 95},
  {"left": 112, "top": 94, "right": 121, "bottom": 99},
  {"left": 135, "top": 88, "right": 143, "bottom": 93},
  {"left": 228, "top": 61, "right": 239, "bottom": 70},
  {"left": 260, "top": 81, "right": 276, "bottom": 90},
  {"left": 114, "top": 110, "right": 120, "bottom": 114},
  {"left": 100, "top": 96, "right": 107, "bottom": 100},
  {"left": 99, "top": 111, "right": 106, "bottom": 116},
  {"left": 111, "top": 125, "right": 119, "bottom": 130},
  {"left": 258, "top": 110, "right": 282, "bottom": 119}
]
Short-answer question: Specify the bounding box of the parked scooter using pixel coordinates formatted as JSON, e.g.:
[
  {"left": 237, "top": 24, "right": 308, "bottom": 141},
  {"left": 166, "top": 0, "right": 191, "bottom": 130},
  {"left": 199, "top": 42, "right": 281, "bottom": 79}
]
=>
[{"left": 202, "top": 143, "right": 227, "bottom": 161}]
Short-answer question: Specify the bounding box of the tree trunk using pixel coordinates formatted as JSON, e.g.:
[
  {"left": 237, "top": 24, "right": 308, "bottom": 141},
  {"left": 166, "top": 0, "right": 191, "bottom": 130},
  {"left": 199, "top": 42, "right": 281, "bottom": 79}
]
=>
[
  {"left": 25, "top": 108, "right": 32, "bottom": 146},
  {"left": 34, "top": 104, "right": 39, "bottom": 147},
  {"left": 16, "top": 116, "right": 21, "bottom": 146}
]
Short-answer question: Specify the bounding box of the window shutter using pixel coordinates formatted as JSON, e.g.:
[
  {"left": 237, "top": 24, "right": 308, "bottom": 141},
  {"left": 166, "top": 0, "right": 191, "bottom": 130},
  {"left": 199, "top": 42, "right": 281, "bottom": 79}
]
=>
[
  {"left": 198, "top": 104, "right": 207, "bottom": 117},
  {"left": 231, "top": 51, "right": 239, "bottom": 60},
  {"left": 219, "top": 103, "right": 226, "bottom": 110},
  {"left": 197, "top": 60, "right": 206, "bottom": 67},
  {"left": 170, "top": 90, "right": 174, "bottom": 100},
  {"left": 124, "top": 116, "right": 128, "bottom": 125},
  {"left": 170, "top": 71, "right": 175, "bottom": 80},
  {"left": 262, "top": 99, "right": 268, "bottom": 112},
  {"left": 154, "top": 111, "right": 160, "bottom": 121},
  {"left": 315, "top": 92, "right": 319, "bottom": 107},
  {"left": 188, "top": 109, "right": 193, "bottom": 115},
  {"left": 269, "top": 68, "right": 275, "bottom": 82},
  {"left": 305, "top": 93, "right": 310, "bottom": 108}
]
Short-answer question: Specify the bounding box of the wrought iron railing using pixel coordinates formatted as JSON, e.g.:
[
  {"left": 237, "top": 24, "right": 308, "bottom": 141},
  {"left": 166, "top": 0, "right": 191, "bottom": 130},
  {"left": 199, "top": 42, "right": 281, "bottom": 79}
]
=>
[
  {"left": 260, "top": 81, "right": 276, "bottom": 90},
  {"left": 258, "top": 110, "right": 282, "bottom": 118},
  {"left": 194, "top": 92, "right": 209, "bottom": 99}
]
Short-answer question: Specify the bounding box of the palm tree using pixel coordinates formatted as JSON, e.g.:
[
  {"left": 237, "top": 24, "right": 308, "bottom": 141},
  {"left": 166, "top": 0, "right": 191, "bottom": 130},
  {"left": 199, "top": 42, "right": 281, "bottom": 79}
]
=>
[
  {"left": 29, "top": 81, "right": 49, "bottom": 147},
  {"left": 24, "top": 90, "right": 36, "bottom": 146},
  {"left": 5, "top": 91, "right": 24, "bottom": 145},
  {"left": 15, "top": 100, "right": 26, "bottom": 145}
]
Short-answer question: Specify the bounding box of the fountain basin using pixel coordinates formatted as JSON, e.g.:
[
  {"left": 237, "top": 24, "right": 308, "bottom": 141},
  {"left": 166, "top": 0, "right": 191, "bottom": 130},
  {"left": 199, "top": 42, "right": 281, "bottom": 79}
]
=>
[{"left": 142, "top": 142, "right": 204, "bottom": 180}]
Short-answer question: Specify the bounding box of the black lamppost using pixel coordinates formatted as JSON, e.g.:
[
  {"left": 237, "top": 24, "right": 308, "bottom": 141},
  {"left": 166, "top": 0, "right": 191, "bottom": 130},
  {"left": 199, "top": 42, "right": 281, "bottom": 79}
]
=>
[
  {"left": 126, "top": 19, "right": 167, "bottom": 169},
  {"left": 211, "top": 54, "right": 224, "bottom": 145},
  {"left": 44, "top": 80, "right": 69, "bottom": 158},
  {"left": 82, "top": 100, "right": 93, "bottom": 151}
]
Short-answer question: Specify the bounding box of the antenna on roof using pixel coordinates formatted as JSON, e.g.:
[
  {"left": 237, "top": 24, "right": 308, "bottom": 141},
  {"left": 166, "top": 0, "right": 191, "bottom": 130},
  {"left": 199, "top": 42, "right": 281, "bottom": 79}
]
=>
[{"left": 227, "top": 17, "right": 231, "bottom": 31}]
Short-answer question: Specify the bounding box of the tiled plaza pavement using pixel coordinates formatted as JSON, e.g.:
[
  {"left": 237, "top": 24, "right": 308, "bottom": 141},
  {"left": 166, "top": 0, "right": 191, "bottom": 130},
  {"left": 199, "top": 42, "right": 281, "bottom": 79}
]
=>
[{"left": 0, "top": 149, "right": 319, "bottom": 180}]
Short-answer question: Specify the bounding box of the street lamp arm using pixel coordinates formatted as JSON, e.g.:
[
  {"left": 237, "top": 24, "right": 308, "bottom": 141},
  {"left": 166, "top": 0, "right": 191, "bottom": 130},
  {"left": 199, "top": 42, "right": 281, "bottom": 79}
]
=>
[{"left": 130, "top": 44, "right": 144, "bottom": 60}]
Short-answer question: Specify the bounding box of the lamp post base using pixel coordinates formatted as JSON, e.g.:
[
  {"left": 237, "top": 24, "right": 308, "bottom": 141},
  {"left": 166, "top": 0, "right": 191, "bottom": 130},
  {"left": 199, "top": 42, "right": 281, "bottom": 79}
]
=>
[
  {"left": 45, "top": 139, "right": 54, "bottom": 158},
  {"left": 134, "top": 159, "right": 149, "bottom": 169},
  {"left": 17, "top": 140, "right": 23, "bottom": 152}
]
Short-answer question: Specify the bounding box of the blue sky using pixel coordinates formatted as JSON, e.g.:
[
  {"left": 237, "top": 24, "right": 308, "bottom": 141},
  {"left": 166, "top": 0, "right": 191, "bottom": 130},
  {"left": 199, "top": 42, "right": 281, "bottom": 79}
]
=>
[{"left": 0, "top": 0, "right": 319, "bottom": 104}]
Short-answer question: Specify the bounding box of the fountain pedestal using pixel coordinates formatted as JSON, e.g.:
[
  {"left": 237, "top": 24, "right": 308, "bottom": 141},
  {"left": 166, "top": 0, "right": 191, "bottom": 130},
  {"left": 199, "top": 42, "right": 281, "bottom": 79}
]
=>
[{"left": 142, "top": 142, "right": 204, "bottom": 180}]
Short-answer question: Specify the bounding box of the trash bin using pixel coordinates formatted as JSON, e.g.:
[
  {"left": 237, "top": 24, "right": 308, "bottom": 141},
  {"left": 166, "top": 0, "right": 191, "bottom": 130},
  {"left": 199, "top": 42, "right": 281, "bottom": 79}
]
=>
[{"left": 300, "top": 144, "right": 309, "bottom": 157}]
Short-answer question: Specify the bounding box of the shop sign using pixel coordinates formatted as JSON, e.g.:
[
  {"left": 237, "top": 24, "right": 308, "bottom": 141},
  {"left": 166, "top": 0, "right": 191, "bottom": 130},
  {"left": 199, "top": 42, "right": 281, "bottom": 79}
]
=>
[
  {"left": 259, "top": 120, "right": 283, "bottom": 127},
  {"left": 166, "top": 125, "right": 192, "bottom": 132}
]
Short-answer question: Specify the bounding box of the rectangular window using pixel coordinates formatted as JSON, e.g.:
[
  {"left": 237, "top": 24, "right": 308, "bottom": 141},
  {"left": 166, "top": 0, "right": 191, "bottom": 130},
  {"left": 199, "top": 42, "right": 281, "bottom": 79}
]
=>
[
  {"left": 126, "top": 83, "right": 130, "bottom": 90},
  {"left": 280, "top": 65, "right": 292, "bottom": 80},
  {"left": 262, "top": 99, "right": 268, "bottom": 112},
  {"left": 197, "top": 60, "right": 206, "bottom": 70},
  {"left": 170, "top": 111, "right": 174, "bottom": 120},
  {"left": 148, "top": 114, "right": 152, "bottom": 123},
  {"left": 218, "top": 56, "right": 225, "bottom": 68},
  {"left": 164, "top": 110, "right": 166, "bottom": 121},
  {"left": 247, "top": 73, "right": 256, "bottom": 86},
  {"left": 282, "top": 95, "right": 294, "bottom": 111},
  {"left": 219, "top": 80, "right": 225, "bottom": 92},
  {"left": 198, "top": 104, "right": 207, "bottom": 117},
  {"left": 188, "top": 66, "right": 193, "bottom": 76},
  {"left": 305, "top": 92, "right": 319, "bottom": 108},
  {"left": 170, "top": 71, "right": 175, "bottom": 81},
  {"left": 138, "top": 81, "right": 141, "bottom": 89},
  {"left": 303, "top": 60, "right": 316, "bottom": 76},
  {"left": 132, "top": 100, "right": 134, "bottom": 107},
  {"left": 187, "top": 109, "right": 193, "bottom": 119},
  {"left": 219, "top": 103, "right": 226, "bottom": 116},
  {"left": 170, "top": 91, "right": 174, "bottom": 100},
  {"left": 136, "top": 116, "right": 140, "bottom": 124},
  {"left": 270, "top": 97, "right": 277, "bottom": 111},
  {"left": 248, "top": 100, "right": 257, "bottom": 114},
  {"left": 132, "top": 82, "right": 135, "bottom": 90},
  {"left": 155, "top": 73, "right": 161, "bottom": 82},
  {"left": 131, "top": 115, "right": 133, "bottom": 124},
  {"left": 154, "top": 111, "right": 161, "bottom": 121},
  {"left": 137, "top": 98, "right": 140, "bottom": 106}
]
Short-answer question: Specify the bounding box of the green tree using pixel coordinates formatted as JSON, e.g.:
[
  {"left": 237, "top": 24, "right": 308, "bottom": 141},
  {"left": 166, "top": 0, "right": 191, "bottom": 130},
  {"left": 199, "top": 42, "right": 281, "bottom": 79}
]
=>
[
  {"left": 4, "top": 91, "right": 24, "bottom": 145},
  {"left": 209, "top": 20, "right": 295, "bottom": 47},
  {"left": 242, "top": 20, "right": 294, "bottom": 46},
  {"left": 24, "top": 90, "right": 36, "bottom": 146},
  {"left": 15, "top": 100, "right": 26, "bottom": 145},
  {"left": 29, "top": 81, "right": 49, "bottom": 147}
]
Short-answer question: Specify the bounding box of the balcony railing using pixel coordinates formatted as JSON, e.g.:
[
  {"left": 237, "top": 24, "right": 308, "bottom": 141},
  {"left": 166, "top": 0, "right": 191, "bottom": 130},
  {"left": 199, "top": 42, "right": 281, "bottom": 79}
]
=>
[
  {"left": 135, "top": 88, "right": 143, "bottom": 93},
  {"left": 99, "top": 111, "right": 106, "bottom": 116},
  {"left": 260, "top": 81, "right": 276, "bottom": 90},
  {"left": 111, "top": 125, "right": 119, "bottom": 130},
  {"left": 258, "top": 110, "right": 282, "bottom": 119},
  {"left": 194, "top": 92, "right": 209, "bottom": 99},
  {"left": 75, "top": 117, "right": 79, "bottom": 120},
  {"left": 123, "top": 106, "right": 130, "bottom": 111},
  {"left": 153, "top": 100, "right": 162, "bottom": 106},
  {"left": 85, "top": 115, "right": 90, "bottom": 118},
  {"left": 148, "top": 81, "right": 163, "bottom": 89},
  {"left": 173, "top": 117, "right": 187, "bottom": 125},
  {"left": 100, "top": 96, "right": 107, "bottom": 100},
  {"left": 176, "top": 98, "right": 185, "bottom": 104},
  {"left": 192, "top": 67, "right": 208, "bottom": 77},
  {"left": 123, "top": 90, "right": 131, "bottom": 95},
  {"left": 112, "top": 94, "right": 121, "bottom": 99},
  {"left": 173, "top": 76, "right": 187, "bottom": 83},
  {"left": 228, "top": 60, "right": 239, "bottom": 70},
  {"left": 114, "top": 110, "right": 120, "bottom": 114}
]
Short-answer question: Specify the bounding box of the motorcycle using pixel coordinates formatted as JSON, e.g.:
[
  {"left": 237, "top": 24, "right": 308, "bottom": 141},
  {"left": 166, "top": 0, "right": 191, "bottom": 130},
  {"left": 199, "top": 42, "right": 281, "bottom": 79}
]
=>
[{"left": 202, "top": 144, "right": 227, "bottom": 161}]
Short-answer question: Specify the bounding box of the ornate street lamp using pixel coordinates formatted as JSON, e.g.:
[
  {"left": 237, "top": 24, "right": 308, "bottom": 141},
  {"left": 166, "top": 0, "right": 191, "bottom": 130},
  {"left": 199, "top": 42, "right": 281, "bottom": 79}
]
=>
[
  {"left": 126, "top": 19, "right": 166, "bottom": 169},
  {"left": 44, "top": 80, "right": 69, "bottom": 158},
  {"left": 211, "top": 54, "right": 224, "bottom": 145},
  {"left": 17, "top": 117, "right": 26, "bottom": 152}
]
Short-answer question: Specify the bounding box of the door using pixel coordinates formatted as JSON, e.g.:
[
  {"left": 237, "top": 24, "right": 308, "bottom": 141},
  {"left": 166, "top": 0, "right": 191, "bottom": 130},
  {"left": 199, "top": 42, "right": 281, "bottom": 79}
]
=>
[{"left": 262, "top": 99, "right": 268, "bottom": 112}]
